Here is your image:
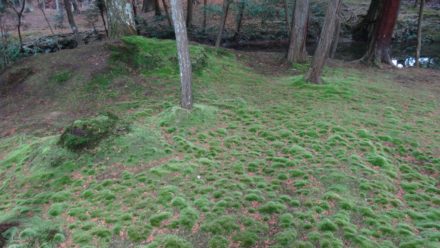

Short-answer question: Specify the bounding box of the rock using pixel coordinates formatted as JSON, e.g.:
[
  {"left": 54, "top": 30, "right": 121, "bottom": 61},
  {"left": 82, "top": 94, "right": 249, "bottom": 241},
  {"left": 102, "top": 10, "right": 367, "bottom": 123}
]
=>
[{"left": 58, "top": 112, "right": 128, "bottom": 151}]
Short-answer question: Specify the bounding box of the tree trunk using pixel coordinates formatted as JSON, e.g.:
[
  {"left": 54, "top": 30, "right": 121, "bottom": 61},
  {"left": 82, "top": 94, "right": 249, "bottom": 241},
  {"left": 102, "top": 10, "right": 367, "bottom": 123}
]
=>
[
  {"left": 305, "top": 0, "right": 342, "bottom": 83},
  {"left": 162, "top": 0, "right": 172, "bottom": 27},
  {"left": 215, "top": 0, "right": 231, "bottom": 48},
  {"left": 287, "top": 0, "right": 309, "bottom": 63},
  {"left": 72, "top": 0, "right": 80, "bottom": 14},
  {"left": 352, "top": 0, "right": 380, "bottom": 42},
  {"left": 24, "top": 0, "right": 33, "bottom": 13},
  {"left": 38, "top": 0, "right": 54, "bottom": 34},
  {"left": 154, "top": 0, "right": 161, "bottom": 15},
  {"left": 186, "top": 0, "right": 193, "bottom": 28},
  {"left": 361, "top": 0, "right": 401, "bottom": 66},
  {"left": 105, "top": 0, "right": 137, "bottom": 37},
  {"left": 330, "top": 5, "right": 342, "bottom": 58},
  {"left": 283, "top": 0, "right": 290, "bottom": 35},
  {"left": 96, "top": 0, "right": 108, "bottom": 36},
  {"left": 233, "top": 0, "right": 245, "bottom": 41},
  {"left": 203, "top": 0, "right": 207, "bottom": 33},
  {"left": 64, "top": 0, "right": 79, "bottom": 40},
  {"left": 170, "top": 0, "right": 193, "bottom": 110},
  {"left": 415, "top": 0, "right": 425, "bottom": 68}
]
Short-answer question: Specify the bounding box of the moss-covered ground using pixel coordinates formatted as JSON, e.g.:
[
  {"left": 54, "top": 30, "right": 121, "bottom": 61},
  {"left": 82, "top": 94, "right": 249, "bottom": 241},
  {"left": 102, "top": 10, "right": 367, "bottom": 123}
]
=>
[{"left": 0, "top": 37, "right": 439, "bottom": 247}]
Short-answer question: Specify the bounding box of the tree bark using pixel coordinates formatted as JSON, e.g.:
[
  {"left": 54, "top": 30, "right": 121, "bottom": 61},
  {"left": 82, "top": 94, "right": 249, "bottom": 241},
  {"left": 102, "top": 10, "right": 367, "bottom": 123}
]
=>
[
  {"left": 202, "top": 0, "right": 208, "bottom": 33},
  {"left": 215, "top": 0, "right": 231, "bottom": 48},
  {"left": 38, "top": 0, "right": 54, "bottom": 34},
  {"left": 415, "top": 0, "right": 425, "bottom": 68},
  {"left": 287, "top": 0, "right": 309, "bottom": 63},
  {"left": 330, "top": 4, "right": 342, "bottom": 58},
  {"left": 233, "top": 0, "right": 245, "bottom": 41},
  {"left": 143, "top": 0, "right": 160, "bottom": 15},
  {"left": 361, "top": 0, "right": 401, "bottom": 66},
  {"left": 161, "top": 0, "right": 172, "bottom": 27},
  {"left": 170, "top": 0, "right": 193, "bottom": 110},
  {"left": 283, "top": 0, "right": 290, "bottom": 35},
  {"left": 352, "top": 0, "right": 380, "bottom": 42},
  {"left": 305, "top": 0, "right": 342, "bottom": 83},
  {"left": 105, "top": 0, "right": 137, "bottom": 37},
  {"left": 64, "top": 0, "right": 79, "bottom": 40},
  {"left": 186, "top": 0, "right": 193, "bottom": 28}
]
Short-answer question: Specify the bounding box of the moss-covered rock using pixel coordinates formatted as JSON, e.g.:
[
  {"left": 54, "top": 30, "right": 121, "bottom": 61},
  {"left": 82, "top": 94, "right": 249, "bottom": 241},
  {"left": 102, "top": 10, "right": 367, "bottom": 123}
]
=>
[{"left": 58, "top": 112, "right": 127, "bottom": 151}]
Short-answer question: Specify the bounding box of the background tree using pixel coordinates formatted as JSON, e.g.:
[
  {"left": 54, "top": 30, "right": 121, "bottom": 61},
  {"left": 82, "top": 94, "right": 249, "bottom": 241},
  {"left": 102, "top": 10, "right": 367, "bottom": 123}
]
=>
[
  {"left": 416, "top": 0, "right": 425, "bottom": 68},
  {"left": 215, "top": 0, "right": 232, "bottom": 48},
  {"left": 287, "top": 0, "right": 309, "bottom": 63},
  {"left": 64, "top": 0, "right": 79, "bottom": 40},
  {"left": 7, "top": 0, "right": 26, "bottom": 51},
  {"left": 361, "top": 0, "right": 401, "bottom": 66},
  {"left": 305, "top": 0, "right": 342, "bottom": 83},
  {"left": 105, "top": 0, "right": 137, "bottom": 37},
  {"left": 186, "top": 0, "right": 194, "bottom": 28},
  {"left": 170, "top": 0, "right": 193, "bottom": 109}
]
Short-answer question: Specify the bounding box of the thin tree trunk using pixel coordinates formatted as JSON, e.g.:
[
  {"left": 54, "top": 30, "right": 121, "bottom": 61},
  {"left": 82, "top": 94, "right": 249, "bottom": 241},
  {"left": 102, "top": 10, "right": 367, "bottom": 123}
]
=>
[
  {"left": 170, "top": 0, "right": 193, "bottom": 109},
  {"left": 132, "top": 0, "right": 140, "bottom": 35},
  {"left": 305, "top": 0, "right": 342, "bottom": 83},
  {"left": 215, "top": 0, "right": 231, "bottom": 48},
  {"left": 38, "top": 0, "right": 54, "bottom": 34},
  {"left": 10, "top": 0, "right": 26, "bottom": 51},
  {"left": 186, "top": 0, "right": 193, "bottom": 28},
  {"left": 330, "top": 5, "right": 342, "bottom": 58},
  {"left": 154, "top": 0, "right": 161, "bottom": 15},
  {"left": 287, "top": 0, "right": 309, "bottom": 63},
  {"left": 97, "top": 0, "right": 108, "bottom": 37},
  {"left": 284, "top": 0, "right": 290, "bottom": 35},
  {"left": 72, "top": 0, "right": 80, "bottom": 13},
  {"left": 361, "top": 0, "right": 401, "bottom": 66},
  {"left": 203, "top": 0, "right": 208, "bottom": 33},
  {"left": 415, "top": 0, "right": 425, "bottom": 68},
  {"left": 64, "top": 0, "right": 79, "bottom": 41},
  {"left": 234, "top": 0, "right": 245, "bottom": 41},
  {"left": 162, "top": 0, "right": 172, "bottom": 27}
]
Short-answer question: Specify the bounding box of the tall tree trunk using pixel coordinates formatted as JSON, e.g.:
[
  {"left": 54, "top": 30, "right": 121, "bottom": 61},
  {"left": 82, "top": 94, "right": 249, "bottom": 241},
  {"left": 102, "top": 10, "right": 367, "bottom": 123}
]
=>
[
  {"left": 24, "top": 0, "right": 33, "bottom": 13},
  {"left": 215, "top": 0, "right": 231, "bottom": 48},
  {"left": 283, "top": 0, "right": 290, "bottom": 35},
  {"left": 287, "top": 0, "right": 309, "bottom": 63},
  {"left": 361, "top": 0, "right": 401, "bottom": 66},
  {"left": 186, "top": 0, "right": 193, "bottom": 28},
  {"left": 38, "top": 0, "right": 54, "bottom": 34},
  {"left": 142, "top": 0, "right": 153, "bottom": 12},
  {"left": 305, "top": 0, "right": 342, "bottom": 83},
  {"left": 132, "top": 0, "right": 140, "bottom": 34},
  {"left": 162, "top": 0, "right": 172, "bottom": 27},
  {"left": 233, "top": 0, "right": 245, "bottom": 41},
  {"left": 154, "top": 0, "right": 161, "bottom": 15},
  {"left": 72, "top": 0, "right": 80, "bottom": 13},
  {"left": 143, "top": 0, "right": 159, "bottom": 15},
  {"left": 330, "top": 4, "right": 342, "bottom": 58},
  {"left": 203, "top": 0, "right": 207, "bottom": 33},
  {"left": 96, "top": 0, "right": 108, "bottom": 36},
  {"left": 64, "top": 0, "right": 79, "bottom": 40},
  {"left": 170, "top": 0, "right": 193, "bottom": 110},
  {"left": 352, "top": 0, "right": 380, "bottom": 42},
  {"left": 105, "top": 0, "right": 137, "bottom": 37},
  {"left": 415, "top": 0, "right": 425, "bottom": 68}
]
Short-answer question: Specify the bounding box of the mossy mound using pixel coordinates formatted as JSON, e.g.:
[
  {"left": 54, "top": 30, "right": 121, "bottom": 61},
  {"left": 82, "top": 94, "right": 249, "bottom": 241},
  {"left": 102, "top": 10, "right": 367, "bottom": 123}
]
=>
[
  {"left": 158, "top": 104, "right": 218, "bottom": 129},
  {"left": 110, "top": 36, "right": 208, "bottom": 76},
  {"left": 58, "top": 113, "right": 128, "bottom": 151}
]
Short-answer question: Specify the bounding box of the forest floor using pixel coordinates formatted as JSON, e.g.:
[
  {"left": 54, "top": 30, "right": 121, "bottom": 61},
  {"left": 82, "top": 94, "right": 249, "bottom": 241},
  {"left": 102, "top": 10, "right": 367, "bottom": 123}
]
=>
[{"left": 0, "top": 37, "right": 440, "bottom": 248}]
